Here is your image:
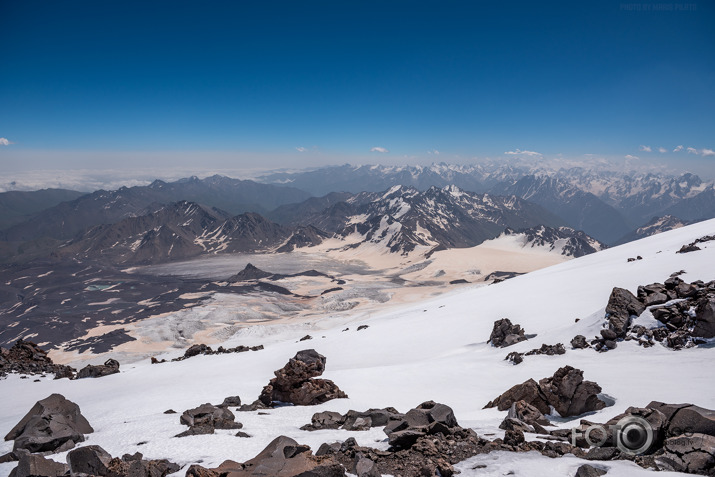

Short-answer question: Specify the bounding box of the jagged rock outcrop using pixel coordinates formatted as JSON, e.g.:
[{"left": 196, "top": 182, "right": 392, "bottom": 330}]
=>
[
  {"left": 185, "top": 435, "right": 346, "bottom": 477},
  {"left": 488, "top": 318, "right": 528, "bottom": 348},
  {"left": 4, "top": 393, "right": 93, "bottom": 453},
  {"left": 605, "top": 287, "right": 645, "bottom": 338},
  {"left": 76, "top": 358, "right": 120, "bottom": 379},
  {"left": 620, "top": 277, "right": 715, "bottom": 350},
  {"left": 258, "top": 349, "right": 347, "bottom": 406},
  {"left": 485, "top": 366, "right": 606, "bottom": 417},
  {"left": 0, "top": 340, "right": 76, "bottom": 379}
]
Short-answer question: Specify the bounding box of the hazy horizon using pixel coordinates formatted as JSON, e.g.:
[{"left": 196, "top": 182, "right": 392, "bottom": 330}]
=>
[{"left": 1, "top": 1, "right": 713, "bottom": 183}]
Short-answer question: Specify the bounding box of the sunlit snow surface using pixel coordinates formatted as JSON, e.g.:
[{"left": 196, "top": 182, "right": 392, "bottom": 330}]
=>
[{"left": 2, "top": 220, "right": 715, "bottom": 476}]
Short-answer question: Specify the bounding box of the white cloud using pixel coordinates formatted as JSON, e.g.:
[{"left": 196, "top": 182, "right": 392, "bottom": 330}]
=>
[
  {"left": 504, "top": 149, "right": 542, "bottom": 156},
  {"left": 639, "top": 145, "right": 652, "bottom": 152},
  {"left": 687, "top": 147, "right": 698, "bottom": 154},
  {"left": 0, "top": 138, "right": 12, "bottom": 146},
  {"left": 658, "top": 147, "right": 667, "bottom": 153},
  {"left": 295, "top": 147, "right": 307, "bottom": 152},
  {"left": 701, "top": 148, "right": 715, "bottom": 157},
  {"left": 427, "top": 149, "right": 440, "bottom": 155},
  {"left": 624, "top": 154, "right": 639, "bottom": 160},
  {"left": 673, "top": 145, "right": 684, "bottom": 152},
  {"left": 370, "top": 147, "right": 389, "bottom": 153}
]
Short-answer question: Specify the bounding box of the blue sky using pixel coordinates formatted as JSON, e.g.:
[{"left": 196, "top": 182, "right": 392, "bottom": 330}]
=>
[{"left": 1, "top": 0, "right": 713, "bottom": 173}]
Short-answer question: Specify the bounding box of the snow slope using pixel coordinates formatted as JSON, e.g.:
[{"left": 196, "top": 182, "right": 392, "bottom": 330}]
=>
[{"left": 1, "top": 219, "right": 714, "bottom": 476}]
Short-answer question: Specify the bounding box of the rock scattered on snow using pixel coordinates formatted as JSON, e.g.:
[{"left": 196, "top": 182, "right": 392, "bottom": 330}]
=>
[
  {"left": 4, "top": 393, "right": 93, "bottom": 454},
  {"left": 575, "top": 463, "right": 608, "bottom": 476},
  {"left": 65, "top": 444, "right": 180, "bottom": 477},
  {"left": 0, "top": 340, "right": 76, "bottom": 379},
  {"left": 7, "top": 450, "right": 68, "bottom": 477},
  {"left": 301, "top": 408, "right": 401, "bottom": 432},
  {"left": 76, "top": 358, "right": 120, "bottom": 379},
  {"left": 488, "top": 318, "right": 529, "bottom": 348},
  {"left": 485, "top": 366, "right": 606, "bottom": 417},
  {"left": 176, "top": 403, "right": 242, "bottom": 437},
  {"left": 505, "top": 343, "right": 566, "bottom": 365},
  {"left": 152, "top": 342, "right": 264, "bottom": 364},
  {"left": 605, "top": 287, "right": 645, "bottom": 338},
  {"left": 257, "top": 349, "right": 348, "bottom": 407},
  {"left": 185, "top": 435, "right": 345, "bottom": 477}
]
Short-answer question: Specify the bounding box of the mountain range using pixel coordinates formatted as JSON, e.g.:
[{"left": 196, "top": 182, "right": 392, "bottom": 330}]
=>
[{"left": 259, "top": 163, "right": 714, "bottom": 243}]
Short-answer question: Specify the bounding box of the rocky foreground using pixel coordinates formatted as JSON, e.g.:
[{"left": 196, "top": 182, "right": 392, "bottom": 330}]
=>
[{"left": 2, "top": 347, "right": 715, "bottom": 476}]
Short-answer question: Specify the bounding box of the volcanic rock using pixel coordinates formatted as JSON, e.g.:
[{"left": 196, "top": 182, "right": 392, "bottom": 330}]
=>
[
  {"left": 76, "top": 358, "right": 120, "bottom": 379},
  {"left": 185, "top": 436, "right": 346, "bottom": 476},
  {"left": 179, "top": 403, "right": 242, "bottom": 430},
  {"left": 8, "top": 450, "right": 68, "bottom": 477},
  {"left": 485, "top": 367, "right": 606, "bottom": 417},
  {"left": 571, "top": 335, "right": 589, "bottom": 349},
  {"left": 383, "top": 401, "right": 460, "bottom": 449},
  {"left": 66, "top": 445, "right": 180, "bottom": 477},
  {"left": 656, "top": 433, "right": 715, "bottom": 475},
  {"left": 605, "top": 287, "right": 645, "bottom": 338},
  {"left": 575, "top": 464, "right": 608, "bottom": 477},
  {"left": 0, "top": 340, "right": 76, "bottom": 379},
  {"left": 4, "top": 393, "right": 93, "bottom": 453},
  {"left": 258, "top": 349, "right": 347, "bottom": 406},
  {"left": 693, "top": 296, "right": 715, "bottom": 339},
  {"left": 488, "top": 318, "right": 528, "bottom": 347}
]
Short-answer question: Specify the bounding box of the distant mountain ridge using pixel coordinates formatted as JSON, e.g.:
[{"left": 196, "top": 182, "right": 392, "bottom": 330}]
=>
[
  {"left": 501, "top": 225, "right": 606, "bottom": 258},
  {"left": 1, "top": 175, "right": 311, "bottom": 242},
  {"left": 258, "top": 163, "right": 715, "bottom": 244},
  {"left": 291, "top": 185, "right": 568, "bottom": 255},
  {"left": 0, "top": 188, "right": 84, "bottom": 230},
  {"left": 55, "top": 201, "right": 327, "bottom": 265}
]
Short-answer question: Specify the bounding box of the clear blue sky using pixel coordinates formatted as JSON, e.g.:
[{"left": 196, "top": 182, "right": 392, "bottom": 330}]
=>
[{"left": 1, "top": 0, "right": 713, "bottom": 172}]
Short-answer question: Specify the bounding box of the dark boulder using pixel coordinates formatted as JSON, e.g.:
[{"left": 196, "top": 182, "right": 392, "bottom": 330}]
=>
[
  {"left": 656, "top": 433, "right": 715, "bottom": 475},
  {"left": 693, "top": 296, "right": 715, "bottom": 339},
  {"left": 67, "top": 445, "right": 180, "bottom": 477},
  {"left": 185, "top": 435, "right": 346, "bottom": 476},
  {"left": 180, "top": 403, "right": 242, "bottom": 430},
  {"left": 258, "top": 349, "right": 347, "bottom": 406},
  {"left": 66, "top": 445, "right": 113, "bottom": 476},
  {"left": 8, "top": 450, "right": 68, "bottom": 477},
  {"left": 486, "top": 367, "right": 606, "bottom": 417},
  {"left": 218, "top": 396, "right": 242, "bottom": 408},
  {"left": 4, "top": 393, "right": 93, "bottom": 453},
  {"left": 507, "top": 400, "right": 551, "bottom": 427},
  {"left": 605, "top": 287, "right": 645, "bottom": 338},
  {"left": 539, "top": 366, "right": 606, "bottom": 417},
  {"left": 571, "top": 335, "right": 589, "bottom": 349},
  {"left": 76, "top": 358, "right": 120, "bottom": 379},
  {"left": 383, "top": 401, "right": 461, "bottom": 449},
  {"left": 484, "top": 378, "right": 551, "bottom": 414},
  {"left": 488, "top": 318, "right": 527, "bottom": 347},
  {"left": 575, "top": 464, "right": 608, "bottom": 476},
  {"left": 301, "top": 411, "right": 345, "bottom": 431}
]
